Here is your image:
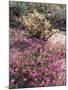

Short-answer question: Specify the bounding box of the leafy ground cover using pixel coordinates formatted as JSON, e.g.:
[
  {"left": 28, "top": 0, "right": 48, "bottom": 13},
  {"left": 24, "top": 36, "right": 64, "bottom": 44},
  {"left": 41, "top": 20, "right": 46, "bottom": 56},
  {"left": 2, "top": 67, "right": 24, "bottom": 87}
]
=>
[{"left": 9, "top": 28, "right": 66, "bottom": 88}]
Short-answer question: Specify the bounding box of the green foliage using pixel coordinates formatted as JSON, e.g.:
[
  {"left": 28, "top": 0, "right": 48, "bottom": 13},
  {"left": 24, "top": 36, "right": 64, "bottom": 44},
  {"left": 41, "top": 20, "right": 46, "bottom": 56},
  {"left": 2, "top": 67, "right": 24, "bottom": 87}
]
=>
[{"left": 9, "top": 1, "right": 66, "bottom": 32}]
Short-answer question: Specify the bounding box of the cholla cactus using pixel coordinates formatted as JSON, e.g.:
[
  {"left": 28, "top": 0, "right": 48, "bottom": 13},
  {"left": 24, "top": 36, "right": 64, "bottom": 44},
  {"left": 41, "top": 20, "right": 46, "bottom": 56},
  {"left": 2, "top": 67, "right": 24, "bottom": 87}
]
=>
[{"left": 19, "top": 9, "right": 59, "bottom": 40}]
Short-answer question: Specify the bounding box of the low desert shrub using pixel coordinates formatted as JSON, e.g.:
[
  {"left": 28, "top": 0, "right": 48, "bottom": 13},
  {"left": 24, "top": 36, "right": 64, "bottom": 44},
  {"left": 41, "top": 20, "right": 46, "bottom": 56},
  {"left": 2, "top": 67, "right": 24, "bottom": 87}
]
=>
[{"left": 19, "top": 9, "right": 59, "bottom": 40}]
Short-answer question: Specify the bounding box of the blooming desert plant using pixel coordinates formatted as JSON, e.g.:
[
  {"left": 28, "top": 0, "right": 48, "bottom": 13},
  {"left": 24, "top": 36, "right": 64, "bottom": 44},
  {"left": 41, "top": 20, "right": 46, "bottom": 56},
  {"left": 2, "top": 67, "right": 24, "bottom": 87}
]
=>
[
  {"left": 9, "top": 28, "right": 66, "bottom": 88},
  {"left": 9, "top": 2, "right": 66, "bottom": 89}
]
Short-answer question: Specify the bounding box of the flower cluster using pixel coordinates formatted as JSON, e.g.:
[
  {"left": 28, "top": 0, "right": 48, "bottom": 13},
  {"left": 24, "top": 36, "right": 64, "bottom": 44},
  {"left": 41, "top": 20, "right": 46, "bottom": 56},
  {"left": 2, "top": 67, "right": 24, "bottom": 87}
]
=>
[{"left": 9, "top": 28, "right": 66, "bottom": 88}]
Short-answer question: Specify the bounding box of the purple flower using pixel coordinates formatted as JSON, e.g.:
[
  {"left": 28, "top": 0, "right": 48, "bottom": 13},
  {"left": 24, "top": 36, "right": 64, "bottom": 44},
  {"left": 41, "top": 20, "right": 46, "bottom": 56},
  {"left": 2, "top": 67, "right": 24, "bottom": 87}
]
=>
[{"left": 10, "top": 79, "right": 15, "bottom": 85}]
